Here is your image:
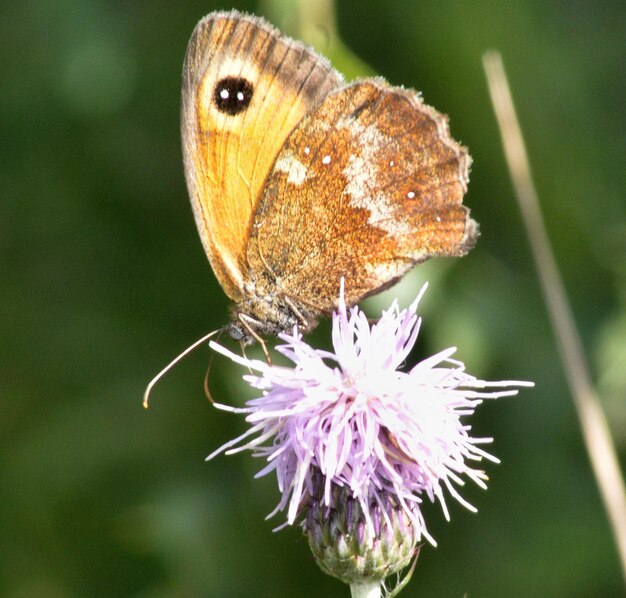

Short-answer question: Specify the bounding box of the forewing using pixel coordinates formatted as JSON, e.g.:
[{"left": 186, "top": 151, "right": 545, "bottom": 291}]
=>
[{"left": 181, "top": 11, "right": 342, "bottom": 300}]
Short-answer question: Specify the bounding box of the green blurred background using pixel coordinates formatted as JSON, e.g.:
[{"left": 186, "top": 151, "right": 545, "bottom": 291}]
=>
[{"left": 1, "top": 0, "right": 624, "bottom": 596}]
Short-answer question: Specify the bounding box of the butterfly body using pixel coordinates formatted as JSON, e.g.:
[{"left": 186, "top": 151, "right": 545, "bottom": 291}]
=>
[{"left": 181, "top": 11, "right": 478, "bottom": 342}]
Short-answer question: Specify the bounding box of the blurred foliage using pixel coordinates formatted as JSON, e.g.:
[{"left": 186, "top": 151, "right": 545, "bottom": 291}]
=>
[{"left": 1, "top": 0, "right": 625, "bottom": 596}]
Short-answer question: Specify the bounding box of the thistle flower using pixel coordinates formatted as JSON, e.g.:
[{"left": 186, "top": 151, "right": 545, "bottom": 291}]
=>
[{"left": 208, "top": 283, "right": 532, "bottom": 594}]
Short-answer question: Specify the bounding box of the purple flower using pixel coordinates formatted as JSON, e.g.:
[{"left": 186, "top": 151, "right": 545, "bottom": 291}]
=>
[{"left": 208, "top": 282, "right": 532, "bottom": 550}]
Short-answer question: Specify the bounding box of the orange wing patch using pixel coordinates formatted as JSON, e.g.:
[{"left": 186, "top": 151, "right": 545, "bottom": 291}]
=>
[{"left": 181, "top": 11, "right": 342, "bottom": 300}]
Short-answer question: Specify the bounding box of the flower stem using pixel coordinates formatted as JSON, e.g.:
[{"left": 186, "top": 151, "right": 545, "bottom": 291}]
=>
[{"left": 350, "top": 580, "right": 382, "bottom": 598}]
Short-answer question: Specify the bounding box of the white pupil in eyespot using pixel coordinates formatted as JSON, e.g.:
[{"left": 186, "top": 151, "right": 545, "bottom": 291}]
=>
[
  {"left": 236, "top": 91, "right": 244, "bottom": 101},
  {"left": 220, "top": 89, "right": 229, "bottom": 99}
]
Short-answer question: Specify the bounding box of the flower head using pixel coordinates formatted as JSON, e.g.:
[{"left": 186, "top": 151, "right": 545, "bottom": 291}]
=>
[{"left": 208, "top": 283, "right": 532, "bottom": 585}]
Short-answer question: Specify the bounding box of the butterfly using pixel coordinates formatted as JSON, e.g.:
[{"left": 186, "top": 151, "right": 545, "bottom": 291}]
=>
[{"left": 181, "top": 10, "right": 478, "bottom": 345}]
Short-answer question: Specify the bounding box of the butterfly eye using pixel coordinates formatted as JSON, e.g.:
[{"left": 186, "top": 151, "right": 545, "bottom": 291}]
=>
[{"left": 213, "top": 76, "right": 254, "bottom": 115}]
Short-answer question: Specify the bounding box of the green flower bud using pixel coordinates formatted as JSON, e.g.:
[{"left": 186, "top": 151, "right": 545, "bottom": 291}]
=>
[{"left": 303, "top": 470, "right": 419, "bottom": 587}]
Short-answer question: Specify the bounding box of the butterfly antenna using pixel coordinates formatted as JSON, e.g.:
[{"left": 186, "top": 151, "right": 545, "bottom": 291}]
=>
[{"left": 143, "top": 329, "right": 223, "bottom": 408}]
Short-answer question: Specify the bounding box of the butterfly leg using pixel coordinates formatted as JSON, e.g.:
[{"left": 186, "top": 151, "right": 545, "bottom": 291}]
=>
[
  {"left": 239, "top": 340, "right": 256, "bottom": 376},
  {"left": 282, "top": 295, "right": 310, "bottom": 331},
  {"left": 237, "top": 313, "right": 273, "bottom": 365}
]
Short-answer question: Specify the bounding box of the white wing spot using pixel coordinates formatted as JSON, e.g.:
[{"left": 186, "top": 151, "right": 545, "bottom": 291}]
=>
[
  {"left": 341, "top": 121, "right": 411, "bottom": 238},
  {"left": 407, "top": 191, "right": 416, "bottom": 199},
  {"left": 304, "top": 146, "right": 311, "bottom": 155},
  {"left": 322, "top": 155, "right": 331, "bottom": 165},
  {"left": 389, "top": 160, "right": 395, "bottom": 167},
  {"left": 436, "top": 216, "right": 442, "bottom": 222},
  {"left": 274, "top": 150, "right": 309, "bottom": 186}
]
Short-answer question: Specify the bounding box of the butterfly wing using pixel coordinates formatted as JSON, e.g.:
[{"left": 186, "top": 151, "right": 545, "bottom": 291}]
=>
[
  {"left": 247, "top": 79, "right": 478, "bottom": 311},
  {"left": 181, "top": 11, "right": 343, "bottom": 301}
]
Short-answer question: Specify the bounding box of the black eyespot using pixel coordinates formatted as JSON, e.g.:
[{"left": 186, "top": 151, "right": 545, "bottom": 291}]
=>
[{"left": 213, "top": 77, "right": 254, "bottom": 115}]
